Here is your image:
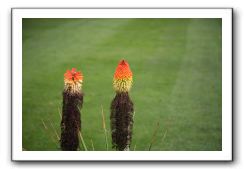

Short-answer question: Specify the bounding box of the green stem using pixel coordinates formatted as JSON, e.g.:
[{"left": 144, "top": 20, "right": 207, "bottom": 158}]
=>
[
  {"left": 148, "top": 122, "right": 160, "bottom": 151},
  {"left": 101, "top": 105, "right": 109, "bottom": 150},
  {"left": 79, "top": 131, "right": 88, "bottom": 151},
  {"left": 90, "top": 139, "right": 95, "bottom": 151}
]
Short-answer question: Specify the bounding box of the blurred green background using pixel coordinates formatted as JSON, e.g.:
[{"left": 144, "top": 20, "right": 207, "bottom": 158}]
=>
[{"left": 22, "top": 18, "right": 222, "bottom": 151}]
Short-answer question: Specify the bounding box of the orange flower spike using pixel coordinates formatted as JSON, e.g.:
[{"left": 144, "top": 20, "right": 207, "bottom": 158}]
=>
[
  {"left": 113, "top": 60, "right": 133, "bottom": 93},
  {"left": 64, "top": 68, "right": 83, "bottom": 94}
]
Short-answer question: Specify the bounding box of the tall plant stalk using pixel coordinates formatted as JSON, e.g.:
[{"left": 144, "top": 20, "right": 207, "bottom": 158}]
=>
[
  {"left": 60, "top": 68, "right": 83, "bottom": 151},
  {"left": 110, "top": 60, "right": 134, "bottom": 151}
]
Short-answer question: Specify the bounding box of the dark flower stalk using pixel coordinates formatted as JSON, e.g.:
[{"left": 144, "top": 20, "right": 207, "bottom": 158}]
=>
[
  {"left": 61, "top": 68, "right": 83, "bottom": 151},
  {"left": 110, "top": 60, "right": 134, "bottom": 151}
]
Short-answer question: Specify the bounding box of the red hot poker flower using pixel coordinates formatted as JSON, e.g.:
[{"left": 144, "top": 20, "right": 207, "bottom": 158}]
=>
[
  {"left": 64, "top": 68, "right": 83, "bottom": 82},
  {"left": 111, "top": 59, "right": 134, "bottom": 151},
  {"left": 61, "top": 67, "right": 84, "bottom": 151},
  {"left": 114, "top": 60, "right": 133, "bottom": 80},
  {"left": 64, "top": 68, "right": 83, "bottom": 94},
  {"left": 113, "top": 60, "right": 133, "bottom": 93}
]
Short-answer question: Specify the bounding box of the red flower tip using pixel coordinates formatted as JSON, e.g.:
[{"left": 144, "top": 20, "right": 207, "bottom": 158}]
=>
[
  {"left": 64, "top": 68, "right": 83, "bottom": 82},
  {"left": 120, "top": 59, "right": 126, "bottom": 65},
  {"left": 114, "top": 59, "right": 133, "bottom": 79}
]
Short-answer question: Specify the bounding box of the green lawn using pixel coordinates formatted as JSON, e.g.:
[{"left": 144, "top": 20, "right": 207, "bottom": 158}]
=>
[{"left": 22, "top": 18, "right": 222, "bottom": 151}]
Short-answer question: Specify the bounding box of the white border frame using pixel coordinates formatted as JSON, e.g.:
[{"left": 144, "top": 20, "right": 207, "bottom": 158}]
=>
[{"left": 12, "top": 8, "right": 232, "bottom": 161}]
